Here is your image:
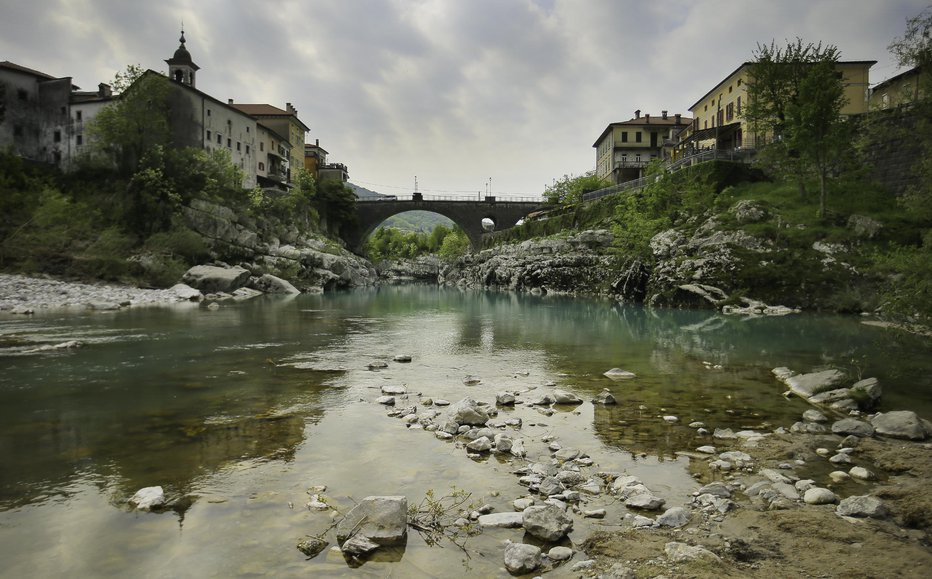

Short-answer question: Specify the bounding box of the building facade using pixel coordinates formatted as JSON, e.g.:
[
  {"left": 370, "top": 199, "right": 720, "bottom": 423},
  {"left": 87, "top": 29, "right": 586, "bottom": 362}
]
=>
[
  {"left": 0, "top": 61, "right": 75, "bottom": 166},
  {"left": 230, "top": 103, "right": 309, "bottom": 184},
  {"left": 678, "top": 60, "right": 876, "bottom": 155},
  {"left": 870, "top": 66, "right": 924, "bottom": 110},
  {"left": 593, "top": 110, "right": 691, "bottom": 183}
]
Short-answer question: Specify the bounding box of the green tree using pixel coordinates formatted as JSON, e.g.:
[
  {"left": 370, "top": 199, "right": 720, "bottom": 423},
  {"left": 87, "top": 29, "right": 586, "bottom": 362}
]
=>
[
  {"left": 87, "top": 68, "right": 173, "bottom": 176},
  {"left": 784, "top": 59, "right": 851, "bottom": 217},
  {"left": 544, "top": 171, "right": 607, "bottom": 205},
  {"left": 744, "top": 39, "right": 844, "bottom": 201},
  {"left": 314, "top": 179, "right": 357, "bottom": 235}
]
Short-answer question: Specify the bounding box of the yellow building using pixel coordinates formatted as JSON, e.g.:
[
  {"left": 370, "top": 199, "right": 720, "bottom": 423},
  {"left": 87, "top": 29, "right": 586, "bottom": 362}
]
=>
[
  {"left": 678, "top": 60, "right": 876, "bottom": 155},
  {"left": 231, "top": 102, "right": 309, "bottom": 184},
  {"left": 870, "top": 66, "right": 924, "bottom": 110},
  {"left": 593, "top": 110, "right": 692, "bottom": 183}
]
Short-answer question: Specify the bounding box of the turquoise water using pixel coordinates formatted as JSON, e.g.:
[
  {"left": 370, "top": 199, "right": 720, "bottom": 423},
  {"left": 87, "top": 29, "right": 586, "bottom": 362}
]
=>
[{"left": 1, "top": 286, "right": 929, "bottom": 577}]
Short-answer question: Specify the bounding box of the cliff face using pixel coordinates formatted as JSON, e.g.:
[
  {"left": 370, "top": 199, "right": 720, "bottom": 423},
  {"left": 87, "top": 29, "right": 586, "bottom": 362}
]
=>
[{"left": 180, "top": 198, "right": 376, "bottom": 292}]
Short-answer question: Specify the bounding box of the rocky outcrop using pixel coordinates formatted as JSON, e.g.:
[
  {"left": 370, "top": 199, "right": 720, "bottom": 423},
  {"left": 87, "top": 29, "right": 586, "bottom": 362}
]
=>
[
  {"left": 378, "top": 256, "right": 441, "bottom": 282},
  {"left": 440, "top": 230, "right": 618, "bottom": 296},
  {"left": 181, "top": 198, "right": 376, "bottom": 292}
]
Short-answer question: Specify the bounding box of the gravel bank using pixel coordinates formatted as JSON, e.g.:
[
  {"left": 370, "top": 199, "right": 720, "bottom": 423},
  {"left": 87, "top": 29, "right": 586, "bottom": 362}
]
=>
[{"left": 0, "top": 273, "right": 193, "bottom": 313}]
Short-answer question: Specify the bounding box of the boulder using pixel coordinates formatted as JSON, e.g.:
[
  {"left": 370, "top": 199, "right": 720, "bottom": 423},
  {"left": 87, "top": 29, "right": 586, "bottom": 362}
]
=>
[
  {"left": 547, "top": 546, "right": 574, "bottom": 561},
  {"left": 496, "top": 391, "right": 517, "bottom": 405},
  {"left": 604, "top": 368, "right": 636, "bottom": 380},
  {"left": 181, "top": 265, "right": 251, "bottom": 294},
  {"left": 450, "top": 398, "right": 490, "bottom": 426},
  {"left": 836, "top": 495, "right": 887, "bottom": 519},
  {"left": 657, "top": 506, "right": 691, "bottom": 528},
  {"left": 169, "top": 283, "right": 203, "bottom": 301},
  {"left": 849, "top": 377, "right": 882, "bottom": 407},
  {"left": 336, "top": 496, "right": 408, "bottom": 546},
  {"left": 522, "top": 504, "right": 573, "bottom": 541},
  {"left": 504, "top": 542, "right": 541, "bottom": 574},
  {"left": 477, "top": 512, "right": 524, "bottom": 528},
  {"left": 296, "top": 537, "right": 329, "bottom": 558},
  {"left": 783, "top": 369, "right": 847, "bottom": 399},
  {"left": 341, "top": 534, "right": 380, "bottom": 556},
  {"left": 592, "top": 389, "right": 617, "bottom": 405},
  {"left": 466, "top": 436, "right": 493, "bottom": 453},
  {"left": 804, "top": 487, "right": 837, "bottom": 505},
  {"left": 248, "top": 273, "right": 300, "bottom": 294},
  {"left": 831, "top": 418, "right": 874, "bottom": 438},
  {"left": 870, "top": 410, "right": 932, "bottom": 440},
  {"left": 129, "top": 486, "right": 165, "bottom": 511},
  {"left": 552, "top": 389, "right": 583, "bottom": 405}
]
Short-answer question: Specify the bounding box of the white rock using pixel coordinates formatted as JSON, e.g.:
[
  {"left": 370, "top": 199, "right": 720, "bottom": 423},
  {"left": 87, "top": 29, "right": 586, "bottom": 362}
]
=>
[
  {"left": 547, "top": 546, "right": 574, "bottom": 561},
  {"left": 129, "top": 486, "right": 165, "bottom": 511},
  {"left": 849, "top": 466, "right": 875, "bottom": 480},
  {"left": 603, "top": 368, "right": 636, "bottom": 380},
  {"left": 477, "top": 512, "right": 524, "bottom": 528},
  {"left": 804, "top": 488, "right": 837, "bottom": 505}
]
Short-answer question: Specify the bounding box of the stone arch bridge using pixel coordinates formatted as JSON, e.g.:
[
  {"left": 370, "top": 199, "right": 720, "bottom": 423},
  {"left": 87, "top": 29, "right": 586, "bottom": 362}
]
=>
[{"left": 343, "top": 194, "right": 548, "bottom": 255}]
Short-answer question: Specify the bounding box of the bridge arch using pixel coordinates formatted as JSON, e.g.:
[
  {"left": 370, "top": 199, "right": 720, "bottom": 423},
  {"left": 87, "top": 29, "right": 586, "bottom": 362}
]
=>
[{"left": 343, "top": 197, "right": 547, "bottom": 255}]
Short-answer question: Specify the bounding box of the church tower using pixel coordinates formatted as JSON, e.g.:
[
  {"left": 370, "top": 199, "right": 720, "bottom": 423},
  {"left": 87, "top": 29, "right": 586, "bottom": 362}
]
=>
[{"left": 165, "top": 28, "right": 199, "bottom": 88}]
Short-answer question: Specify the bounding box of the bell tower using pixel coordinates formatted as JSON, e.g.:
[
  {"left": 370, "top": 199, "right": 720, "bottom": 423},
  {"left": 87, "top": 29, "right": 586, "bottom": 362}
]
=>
[{"left": 165, "top": 28, "right": 199, "bottom": 88}]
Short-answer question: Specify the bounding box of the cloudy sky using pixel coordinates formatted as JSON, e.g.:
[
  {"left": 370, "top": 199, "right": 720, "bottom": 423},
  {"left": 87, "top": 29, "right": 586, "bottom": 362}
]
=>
[{"left": 2, "top": 0, "right": 927, "bottom": 198}]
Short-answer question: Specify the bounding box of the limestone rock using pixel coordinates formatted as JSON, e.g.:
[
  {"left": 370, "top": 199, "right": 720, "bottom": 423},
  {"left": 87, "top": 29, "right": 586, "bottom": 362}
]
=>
[
  {"left": 657, "top": 506, "right": 691, "bottom": 528},
  {"left": 336, "top": 496, "right": 408, "bottom": 546},
  {"left": 477, "top": 512, "right": 524, "bottom": 528},
  {"left": 552, "top": 389, "right": 583, "bottom": 405},
  {"left": 804, "top": 487, "right": 837, "bottom": 505},
  {"left": 547, "top": 546, "right": 574, "bottom": 561},
  {"left": 604, "top": 368, "right": 636, "bottom": 380},
  {"left": 592, "top": 388, "right": 617, "bottom": 404},
  {"left": 248, "top": 273, "right": 300, "bottom": 294},
  {"left": 782, "top": 369, "right": 847, "bottom": 399},
  {"left": 836, "top": 495, "right": 887, "bottom": 519},
  {"left": 831, "top": 418, "right": 874, "bottom": 438},
  {"left": 296, "top": 537, "right": 329, "bottom": 558},
  {"left": 870, "top": 410, "right": 932, "bottom": 440},
  {"left": 522, "top": 504, "right": 573, "bottom": 541},
  {"left": 450, "top": 398, "right": 490, "bottom": 426},
  {"left": 129, "top": 486, "right": 165, "bottom": 511},
  {"left": 182, "top": 265, "right": 251, "bottom": 294},
  {"left": 504, "top": 542, "right": 541, "bottom": 574}
]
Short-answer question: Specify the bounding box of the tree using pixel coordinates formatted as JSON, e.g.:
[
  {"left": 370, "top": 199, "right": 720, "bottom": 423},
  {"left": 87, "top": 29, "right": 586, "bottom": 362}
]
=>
[
  {"left": 784, "top": 59, "right": 851, "bottom": 217},
  {"left": 544, "top": 171, "right": 607, "bottom": 205},
  {"left": 314, "top": 179, "right": 357, "bottom": 235},
  {"left": 87, "top": 68, "right": 173, "bottom": 176},
  {"left": 744, "top": 39, "right": 846, "bottom": 209}
]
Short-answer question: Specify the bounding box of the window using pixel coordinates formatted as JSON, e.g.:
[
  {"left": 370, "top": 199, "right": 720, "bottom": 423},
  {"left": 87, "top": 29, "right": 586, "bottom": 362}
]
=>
[
  {"left": 737, "top": 78, "right": 742, "bottom": 86},
  {"left": 259, "top": 162, "right": 265, "bottom": 171},
  {"left": 260, "top": 142, "right": 264, "bottom": 152},
  {"left": 737, "top": 96, "right": 742, "bottom": 115},
  {"left": 246, "top": 145, "right": 250, "bottom": 154},
  {"left": 236, "top": 142, "right": 241, "bottom": 151},
  {"left": 246, "top": 126, "right": 250, "bottom": 133},
  {"left": 13, "top": 125, "right": 23, "bottom": 137},
  {"left": 704, "top": 120, "right": 708, "bottom": 130},
  {"left": 704, "top": 104, "right": 707, "bottom": 112},
  {"left": 635, "top": 132, "right": 642, "bottom": 143},
  {"left": 635, "top": 154, "right": 641, "bottom": 163},
  {"left": 17, "top": 88, "right": 28, "bottom": 100},
  {"left": 60, "top": 106, "right": 67, "bottom": 115},
  {"left": 728, "top": 86, "right": 733, "bottom": 93},
  {"left": 206, "top": 130, "right": 212, "bottom": 140},
  {"left": 621, "top": 131, "right": 628, "bottom": 143},
  {"left": 726, "top": 103, "right": 734, "bottom": 122},
  {"left": 76, "top": 111, "right": 82, "bottom": 121},
  {"left": 207, "top": 109, "right": 211, "bottom": 116},
  {"left": 76, "top": 135, "right": 83, "bottom": 146},
  {"left": 53, "top": 130, "right": 61, "bottom": 143},
  {"left": 227, "top": 138, "right": 231, "bottom": 148},
  {"left": 217, "top": 134, "right": 222, "bottom": 144}
]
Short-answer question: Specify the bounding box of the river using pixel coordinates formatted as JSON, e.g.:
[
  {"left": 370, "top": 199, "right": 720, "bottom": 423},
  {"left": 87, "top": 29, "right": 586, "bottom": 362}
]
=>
[{"left": 1, "top": 285, "right": 930, "bottom": 577}]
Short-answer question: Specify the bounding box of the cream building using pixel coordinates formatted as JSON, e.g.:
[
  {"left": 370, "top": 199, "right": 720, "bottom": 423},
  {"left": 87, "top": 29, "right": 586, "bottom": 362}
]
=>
[{"left": 593, "top": 110, "right": 691, "bottom": 183}]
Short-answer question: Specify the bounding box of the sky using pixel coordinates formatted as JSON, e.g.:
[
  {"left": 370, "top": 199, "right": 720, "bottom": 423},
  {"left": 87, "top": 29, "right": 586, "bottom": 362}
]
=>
[{"left": 1, "top": 0, "right": 927, "bottom": 198}]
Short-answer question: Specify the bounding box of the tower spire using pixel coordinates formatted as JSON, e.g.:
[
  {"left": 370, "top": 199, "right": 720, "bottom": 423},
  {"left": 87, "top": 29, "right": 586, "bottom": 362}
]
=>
[{"left": 165, "top": 24, "right": 199, "bottom": 87}]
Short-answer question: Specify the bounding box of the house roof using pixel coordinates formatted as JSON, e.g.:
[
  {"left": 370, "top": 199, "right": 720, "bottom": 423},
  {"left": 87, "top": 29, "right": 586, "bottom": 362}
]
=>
[
  {"left": 872, "top": 65, "right": 922, "bottom": 91},
  {"left": 230, "top": 103, "right": 311, "bottom": 132},
  {"left": 1, "top": 61, "right": 79, "bottom": 90},
  {"left": 688, "top": 60, "right": 879, "bottom": 111},
  {"left": 592, "top": 114, "right": 692, "bottom": 148}
]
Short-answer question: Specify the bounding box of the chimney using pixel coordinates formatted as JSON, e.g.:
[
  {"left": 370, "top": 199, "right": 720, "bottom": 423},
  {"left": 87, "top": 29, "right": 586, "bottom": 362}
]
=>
[
  {"left": 98, "top": 83, "right": 112, "bottom": 97},
  {"left": 286, "top": 102, "right": 297, "bottom": 115},
  {"left": 228, "top": 98, "right": 234, "bottom": 104},
  {"left": 662, "top": 110, "right": 668, "bottom": 119},
  {"left": 634, "top": 109, "right": 641, "bottom": 119},
  {"left": 675, "top": 113, "right": 681, "bottom": 124},
  {"left": 315, "top": 138, "right": 319, "bottom": 146},
  {"left": 645, "top": 113, "right": 650, "bottom": 123}
]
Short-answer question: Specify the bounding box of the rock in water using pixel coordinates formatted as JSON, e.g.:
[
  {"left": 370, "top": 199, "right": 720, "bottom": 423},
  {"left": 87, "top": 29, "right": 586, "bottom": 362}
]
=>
[
  {"left": 129, "top": 486, "right": 165, "bottom": 511},
  {"left": 450, "top": 398, "right": 490, "bottom": 426},
  {"left": 182, "top": 265, "right": 251, "bottom": 294},
  {"left": 603, "top": 368, "right": 636, "bottom": 380},
  {"left": 522, "top": 504, "right": 573, "bottom": 541},
  {"left": 341, "top": 534, "right": 380, "bottom": 556},
  {"left": 552, "top": 389, "right": 583, "bottom": 404},
  {"left": 336, "top": 496, "right": 408, "bottom": 546},
  {"left": 504, "top": 542, "right": 541, "bottom": 574},
  {"left": 477, "top": 512, "right": 524, "bottom": 528},
  {"left": 592, "top": 389, "right": 617, "bottom": 404},
  {"left": 296, "top": 537, "right": 328, "bottom": 558},
  {"left": 248, "top": 273, "right": 300, "bottom": 294}
]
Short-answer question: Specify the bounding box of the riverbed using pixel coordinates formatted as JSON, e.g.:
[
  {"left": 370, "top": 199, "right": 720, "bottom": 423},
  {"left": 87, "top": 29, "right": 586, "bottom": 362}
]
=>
[{"left": 1, "top": 283, "right": 930, "bottom": 577}]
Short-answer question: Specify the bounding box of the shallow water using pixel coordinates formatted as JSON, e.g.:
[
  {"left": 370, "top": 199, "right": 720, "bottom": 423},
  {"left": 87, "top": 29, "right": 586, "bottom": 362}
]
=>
[{"left": 1, "top": 286, "right": 930, "bottom": 577}]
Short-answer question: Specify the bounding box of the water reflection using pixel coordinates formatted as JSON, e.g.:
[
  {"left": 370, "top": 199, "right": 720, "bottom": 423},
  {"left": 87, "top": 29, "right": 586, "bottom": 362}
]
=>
[{"left": 0, "top": 286, "right": 929, "bottom": 577}]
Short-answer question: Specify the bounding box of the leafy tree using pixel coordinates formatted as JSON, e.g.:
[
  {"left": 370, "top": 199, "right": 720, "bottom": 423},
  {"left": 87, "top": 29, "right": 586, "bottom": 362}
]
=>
[
  {"left": 87, "top": 68, "right": 173, "bottom": 176},
  {"left": 544, "top": 171, "right": 607, "bottom": 205},
  {"left": 744, "top": 39, "right": 845, "bottom": 203},
  {"left": 437, "top": 228, "right": 469, "bottom": 261},
  {"left": 314, "top": 178, "right": 357, "bottom": 235},
  {"left": 784, "top": 59, "right": 851, "bottom": 217}
]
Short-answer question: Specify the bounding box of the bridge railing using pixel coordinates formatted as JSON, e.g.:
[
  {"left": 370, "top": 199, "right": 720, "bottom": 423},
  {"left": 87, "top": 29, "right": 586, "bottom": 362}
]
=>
[{"left": 357, "top": 194, "right": 545, "bottom": 203}]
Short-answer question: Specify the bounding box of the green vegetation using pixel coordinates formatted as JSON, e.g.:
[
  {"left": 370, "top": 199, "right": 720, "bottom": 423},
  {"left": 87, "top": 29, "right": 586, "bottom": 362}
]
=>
[
  {"left": 544, "top": 171, "right": 608, "bottom": 205},
  {"left": 364, "top": 224, "right": 468, "bottom": 263}
]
